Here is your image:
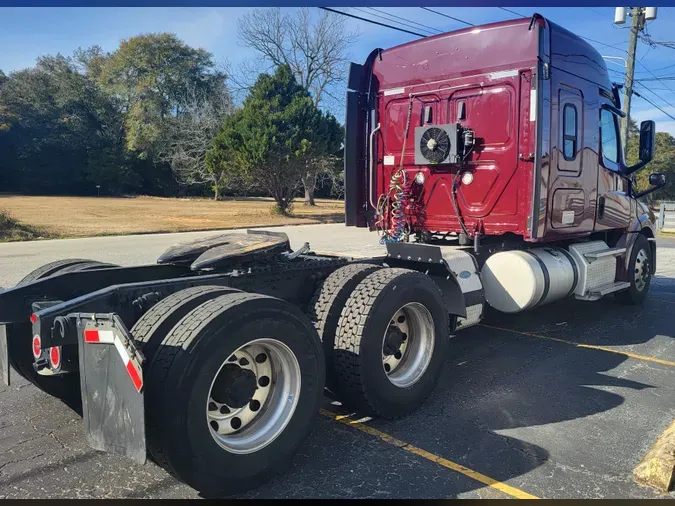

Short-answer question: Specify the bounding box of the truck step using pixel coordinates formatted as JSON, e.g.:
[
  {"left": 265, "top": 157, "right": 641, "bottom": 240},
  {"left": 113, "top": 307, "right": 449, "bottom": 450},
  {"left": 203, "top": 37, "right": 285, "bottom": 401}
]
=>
[
  {"left": 588, "top": 281, "right": 631, "bottom": 297},
  {"left": 582, "top": 247, "right": 626, "bottom": 260}
]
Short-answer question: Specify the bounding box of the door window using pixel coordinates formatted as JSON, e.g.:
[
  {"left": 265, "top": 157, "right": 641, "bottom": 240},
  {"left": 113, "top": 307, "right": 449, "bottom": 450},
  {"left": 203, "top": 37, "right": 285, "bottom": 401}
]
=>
[
  {"left": 600, "top": 108, "right": 620, "bottom": 168},
  {"left": 563, "top": 104, "right": 577, "bottom": 160}
]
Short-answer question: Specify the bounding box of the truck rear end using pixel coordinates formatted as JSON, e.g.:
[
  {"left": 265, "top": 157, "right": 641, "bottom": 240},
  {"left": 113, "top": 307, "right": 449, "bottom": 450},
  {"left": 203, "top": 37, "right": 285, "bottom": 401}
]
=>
[{"left": 345, "top": 16, "right": 542, "bottom": 241}]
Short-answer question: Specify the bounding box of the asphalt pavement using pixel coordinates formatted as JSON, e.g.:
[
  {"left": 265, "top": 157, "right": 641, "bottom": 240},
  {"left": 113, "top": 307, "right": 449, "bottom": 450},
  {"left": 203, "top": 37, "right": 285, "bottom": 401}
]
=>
[{"left": 0, "top": 226, "right": 674, "bottom": 499}]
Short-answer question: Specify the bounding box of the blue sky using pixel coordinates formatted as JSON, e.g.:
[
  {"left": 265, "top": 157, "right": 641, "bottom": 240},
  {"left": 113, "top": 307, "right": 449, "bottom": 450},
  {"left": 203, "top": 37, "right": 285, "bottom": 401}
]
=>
[{"left": 1, "top": 6, "right": 674, "bottom": 134}]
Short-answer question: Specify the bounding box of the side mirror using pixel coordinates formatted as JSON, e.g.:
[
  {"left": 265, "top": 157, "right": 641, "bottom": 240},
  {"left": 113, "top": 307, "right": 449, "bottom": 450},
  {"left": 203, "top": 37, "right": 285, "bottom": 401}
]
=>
[
  {"left": 634, "top": 172, "right": 667, "bottom": 199},
  {"left": 625, "top": 120, "right": 656, "bottom": 174},
  {"left": 639, "top": 120, "right": 655, "bottom": 162},
  {"left": 649, "top": 173, "right": 666, "bottom": 186}
]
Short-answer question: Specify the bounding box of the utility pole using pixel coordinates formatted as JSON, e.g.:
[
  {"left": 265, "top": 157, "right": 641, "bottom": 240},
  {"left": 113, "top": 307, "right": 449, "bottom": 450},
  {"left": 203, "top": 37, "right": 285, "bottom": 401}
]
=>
[
  {"left": 614, "top": 7, "right": 657, "bottom": 155},
  {"left": 621, "top": 7, "right": 642, "bottom": 155}
]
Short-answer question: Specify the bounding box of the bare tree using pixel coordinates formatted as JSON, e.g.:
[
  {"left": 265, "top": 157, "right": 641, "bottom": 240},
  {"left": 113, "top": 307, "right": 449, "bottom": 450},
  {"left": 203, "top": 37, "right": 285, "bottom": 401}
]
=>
[
  {"left": 158, "top": 82, "right": 235, "bottom": 200},
  {"left": 237, "top": 7, "right": 358, "bottom": 205}
]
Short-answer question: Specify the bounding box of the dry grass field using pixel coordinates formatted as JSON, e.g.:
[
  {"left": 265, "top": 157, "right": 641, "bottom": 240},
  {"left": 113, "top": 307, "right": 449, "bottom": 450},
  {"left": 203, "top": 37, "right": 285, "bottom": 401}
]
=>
[{"left": 0, "top": 195, "right": 344, "bottom": 240}]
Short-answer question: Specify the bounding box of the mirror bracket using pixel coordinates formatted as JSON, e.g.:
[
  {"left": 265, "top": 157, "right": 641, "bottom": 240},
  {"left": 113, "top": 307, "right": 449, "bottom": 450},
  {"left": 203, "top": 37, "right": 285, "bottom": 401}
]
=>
[{"left": 634, "top": 175, "right": 667, "bottom": 199}]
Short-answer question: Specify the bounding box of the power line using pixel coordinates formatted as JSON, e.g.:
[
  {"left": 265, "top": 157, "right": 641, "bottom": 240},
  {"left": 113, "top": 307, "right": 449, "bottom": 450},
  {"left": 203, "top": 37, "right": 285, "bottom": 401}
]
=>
[
  {"left": 636, "top": 76, "right": 675, "bottom": 81},
  {"left": 352, "top": 7, "right": 436, "bottom": 36},
  {"left": 650, "top": 62, "right": 675, "bottom": 73},
  {"left": 581, "top": 34, "right": 628, "bottom": 52},
  {"left": 586, "top": 7, "right": 606, "bottom": 17},
  {"left": 497, "top": 7, "right": 626, "bottom": 53},
  {"left": 635, "top": 82, "right": 675, "bottom": 112},
  {"left": 366, "top": 7, "right": 443, "bottom": 35},
  {"left": 635, "top": 59, "right": 675, "bottom": 104},
  {"left": 420, "top": 7, "right": 474, "bottom": 27},
  {"left": 320, "top": 7, "right": 427, "bottom": 38},
  {"left": 633, "top": 86, "right": 675, "bottom": 121},
  {"left": 497, "top": 7, "right": 527, "bottom": 18}
]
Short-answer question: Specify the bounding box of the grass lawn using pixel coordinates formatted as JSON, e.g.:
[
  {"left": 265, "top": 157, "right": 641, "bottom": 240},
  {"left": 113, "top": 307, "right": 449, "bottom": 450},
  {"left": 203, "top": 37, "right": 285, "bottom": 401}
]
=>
[
  {"left": 0, "top": 209, "right": 48, "bottom": 242},
  {"left": 0, "top": 195, "right": 344, "bottom": 240}
]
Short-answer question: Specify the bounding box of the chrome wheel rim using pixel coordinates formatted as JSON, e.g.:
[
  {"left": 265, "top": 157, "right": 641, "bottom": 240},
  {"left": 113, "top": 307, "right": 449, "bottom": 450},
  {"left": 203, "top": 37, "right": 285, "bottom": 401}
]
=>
[
  {"left": 381, "top": 302, "right": 435, "bottom": 388},
  {"left": 634, "top": 248, "right": 650, "bottom": 292},
  {"left": 206, "top": 338, "right": 301, "bottom": 454}
]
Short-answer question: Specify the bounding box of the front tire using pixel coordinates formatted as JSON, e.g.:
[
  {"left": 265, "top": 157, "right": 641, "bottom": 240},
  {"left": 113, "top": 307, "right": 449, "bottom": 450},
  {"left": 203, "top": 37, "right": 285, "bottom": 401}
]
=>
[
  {"left": 615, "top": 234, "right": 652, "bottom": 305},
  {"left": 333, "top": 268, "right": 449, "bottom": 419},
  {"left": 145, "top": 292, "right": 325, "bottom": 497}
]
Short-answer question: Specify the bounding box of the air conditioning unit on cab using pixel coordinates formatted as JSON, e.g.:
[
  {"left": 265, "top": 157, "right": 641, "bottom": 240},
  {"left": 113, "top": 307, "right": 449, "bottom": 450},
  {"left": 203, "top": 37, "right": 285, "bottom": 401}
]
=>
[{"left": 414, "top": 123, "right": 462, "bottom": 165}]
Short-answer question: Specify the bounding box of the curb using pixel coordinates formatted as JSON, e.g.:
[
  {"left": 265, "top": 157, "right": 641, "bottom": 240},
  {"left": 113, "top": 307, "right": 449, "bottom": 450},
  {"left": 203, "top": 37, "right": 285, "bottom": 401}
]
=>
[{"left": 634, "top": 419, "right": 675, "bottom": 492}]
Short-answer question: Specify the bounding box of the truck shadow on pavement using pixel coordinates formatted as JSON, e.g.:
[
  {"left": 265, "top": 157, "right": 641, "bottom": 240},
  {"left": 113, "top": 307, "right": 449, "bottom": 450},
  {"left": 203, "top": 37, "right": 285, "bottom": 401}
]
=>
[{"left": 241, "top": 290, "right": 672, "bottom": 499}]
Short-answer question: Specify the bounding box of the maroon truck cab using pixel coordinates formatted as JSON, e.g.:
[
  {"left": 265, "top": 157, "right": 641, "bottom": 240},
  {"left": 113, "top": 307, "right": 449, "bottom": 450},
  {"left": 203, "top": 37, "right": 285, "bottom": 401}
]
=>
[{"left": 344, "top": 14, "right": 660, "bottom": 246}]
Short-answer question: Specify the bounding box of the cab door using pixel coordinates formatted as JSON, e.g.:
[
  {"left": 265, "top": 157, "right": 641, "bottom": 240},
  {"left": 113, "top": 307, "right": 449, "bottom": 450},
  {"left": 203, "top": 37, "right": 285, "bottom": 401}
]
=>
[
  {"left": 549, "top": 86, "right": 595, "bottom": 233},
  {"left": 595, "top": 107, "right": 631, "bottom": 231}
]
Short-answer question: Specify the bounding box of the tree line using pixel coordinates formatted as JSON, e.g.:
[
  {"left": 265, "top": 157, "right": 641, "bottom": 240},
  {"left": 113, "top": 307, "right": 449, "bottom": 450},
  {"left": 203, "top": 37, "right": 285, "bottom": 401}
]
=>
[
  {"left": 0, "top": 8, "right": 355, "bottom": 211},
  {"left": 2, "top": 7, "right": 673, "bottom": 210},
  {"left": 626, "top": 118, "right": 675, "bottom": 202}
]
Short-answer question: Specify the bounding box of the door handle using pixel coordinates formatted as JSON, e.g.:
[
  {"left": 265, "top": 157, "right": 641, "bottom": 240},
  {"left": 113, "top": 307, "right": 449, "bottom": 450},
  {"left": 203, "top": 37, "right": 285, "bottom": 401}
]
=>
[{"left": 598, "top": 196, "right": 606, "bottom": 219}]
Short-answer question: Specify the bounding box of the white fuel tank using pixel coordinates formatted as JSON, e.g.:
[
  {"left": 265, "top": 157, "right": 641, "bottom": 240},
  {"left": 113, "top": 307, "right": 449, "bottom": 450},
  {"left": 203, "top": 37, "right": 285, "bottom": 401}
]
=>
[{"left": 481, "top": 248, "right": 578, "bottom": 313}]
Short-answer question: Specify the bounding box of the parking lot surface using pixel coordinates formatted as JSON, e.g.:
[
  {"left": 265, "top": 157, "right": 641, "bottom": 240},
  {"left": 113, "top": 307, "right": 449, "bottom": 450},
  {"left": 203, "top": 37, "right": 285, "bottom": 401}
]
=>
[{"left": 1, "top": 225, "right": 674, "bottom": 499}]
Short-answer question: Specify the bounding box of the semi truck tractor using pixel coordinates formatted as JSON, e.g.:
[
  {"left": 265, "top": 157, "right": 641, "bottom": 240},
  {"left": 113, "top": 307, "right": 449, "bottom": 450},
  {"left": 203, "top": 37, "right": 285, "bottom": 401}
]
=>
[{"left": 0, "top": 13, "right": 667, "bottom": 497}]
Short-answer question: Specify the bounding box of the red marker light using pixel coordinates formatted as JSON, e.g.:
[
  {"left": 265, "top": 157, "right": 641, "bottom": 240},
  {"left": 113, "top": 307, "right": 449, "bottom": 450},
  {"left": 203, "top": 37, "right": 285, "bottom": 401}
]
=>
[
  {"left": 49, "top": 346, "right": 61, "bottom": 370},
  {"left": 32, "top": 335, "right": 41, "bottom": 358},
  {"left": 30, "top": 313, "right": 38, "bottom": 324}
]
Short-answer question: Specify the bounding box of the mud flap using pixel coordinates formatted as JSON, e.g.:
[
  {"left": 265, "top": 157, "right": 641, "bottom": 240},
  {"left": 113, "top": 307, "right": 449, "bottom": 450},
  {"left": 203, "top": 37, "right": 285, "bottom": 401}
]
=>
[
  {"left": 0, "top": 325, "right": 9, "bottom": 386},
  {"left": 76, "top": 313, "right": 146, "bottom": 464}
]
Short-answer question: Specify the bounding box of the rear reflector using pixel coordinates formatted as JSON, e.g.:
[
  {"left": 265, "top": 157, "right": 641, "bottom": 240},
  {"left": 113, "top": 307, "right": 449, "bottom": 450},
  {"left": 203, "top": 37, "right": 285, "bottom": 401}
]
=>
[
  {"left": 32, "top": 335, "right": 41, "bottom": 358},
  {"left": 84, "top": 329, "right": 115, "bottom": 344},
  {"left": 113, "top": 336, "right": 143, "bottom": 393},
  {"left": 85, "top": 327, "right": 143, "bottom": 393},
  {"left": 49, "top": 346, "right": 61, "bottom": 369},
  {"left": 125, "top": 361, "right": 143, "bottom": 392}
]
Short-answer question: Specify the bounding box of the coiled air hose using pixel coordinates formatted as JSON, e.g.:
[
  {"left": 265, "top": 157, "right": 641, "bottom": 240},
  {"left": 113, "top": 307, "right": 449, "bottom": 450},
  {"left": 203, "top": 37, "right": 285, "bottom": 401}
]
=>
[{"left": 377, "top": 97, "right": 414, "bottom": 243}]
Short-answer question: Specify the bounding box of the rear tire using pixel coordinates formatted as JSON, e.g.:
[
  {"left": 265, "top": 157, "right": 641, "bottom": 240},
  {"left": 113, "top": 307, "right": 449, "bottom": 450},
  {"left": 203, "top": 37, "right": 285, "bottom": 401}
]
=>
[
  {"left": 615, "top": 234, "right": 652, "bottom": 305},
  {"left": 11, "top": 259, "right": 117, "bottom": 400},
  {"left": 145, "top": 292, "right": 325, "bottom": 497},
  {"left": 131, "top": 285, "right": 240, "bottom": 362},
  {"left": 18, "top": 258, "right": 110, "bottom": 285},
  {"left": 307, "top": 263, "right": 381, "bottom": 392},
  {"left": 333, "top": 268, "right": 449, "bottom": 419}
]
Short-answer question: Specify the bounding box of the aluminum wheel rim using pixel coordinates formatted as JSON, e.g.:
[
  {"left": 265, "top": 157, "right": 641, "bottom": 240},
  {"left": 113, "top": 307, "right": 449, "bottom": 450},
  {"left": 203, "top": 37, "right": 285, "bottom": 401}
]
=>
[
  {"left": 634, "top": 248, "right": 650, "bottom": 292},
  {"left": 206, "top": 338, "right": 301, "bottom": 455},
  {"left": 381, "top": 302, "right": 435, "bottom": 388}
]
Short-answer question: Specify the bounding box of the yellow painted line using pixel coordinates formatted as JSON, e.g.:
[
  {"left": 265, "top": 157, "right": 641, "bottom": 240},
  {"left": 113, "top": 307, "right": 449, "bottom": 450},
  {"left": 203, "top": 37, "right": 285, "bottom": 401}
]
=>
[
  {"left": 320, "top": 408, "right": 539, "bottom": 499},
  {"left": 480, "top": 324, "right": 675, "bottom": 368}
]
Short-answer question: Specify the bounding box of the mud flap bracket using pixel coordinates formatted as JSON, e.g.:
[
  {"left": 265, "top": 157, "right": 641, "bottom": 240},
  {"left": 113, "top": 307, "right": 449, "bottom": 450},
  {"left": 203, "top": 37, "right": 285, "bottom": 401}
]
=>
[
  {"left": 0, "top": 325, "right": 9, "bottom": 386},
  {"left": 76, "top": 313, "right": 146, "bottom": 464}
]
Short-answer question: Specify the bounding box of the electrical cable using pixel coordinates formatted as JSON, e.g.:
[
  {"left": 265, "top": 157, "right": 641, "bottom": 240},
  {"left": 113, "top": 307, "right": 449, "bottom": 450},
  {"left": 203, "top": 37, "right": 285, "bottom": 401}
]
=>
[
  {"left": 319, "top": 7, "right": 427, "bottom": 38},
  {"left": 352, "top": 7, "right": 438, "bottom": 36},
  {"left": 634, "top": 61, "right": 675, "bottom": 110},
  {"left": 450, "top": 170, "right": 471, "bottom": 239},
  {"left": 633, "top": 85, "right": 675, "bottom": 121},
  {"left": 420, "top": 7, "right": 474, "bottom": 27},
  {"left": 366, "top": 7, "right": 444, "bottom": 35},
  {"left": 498, "top": 7, "right": 527, "bottom": 18}
]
